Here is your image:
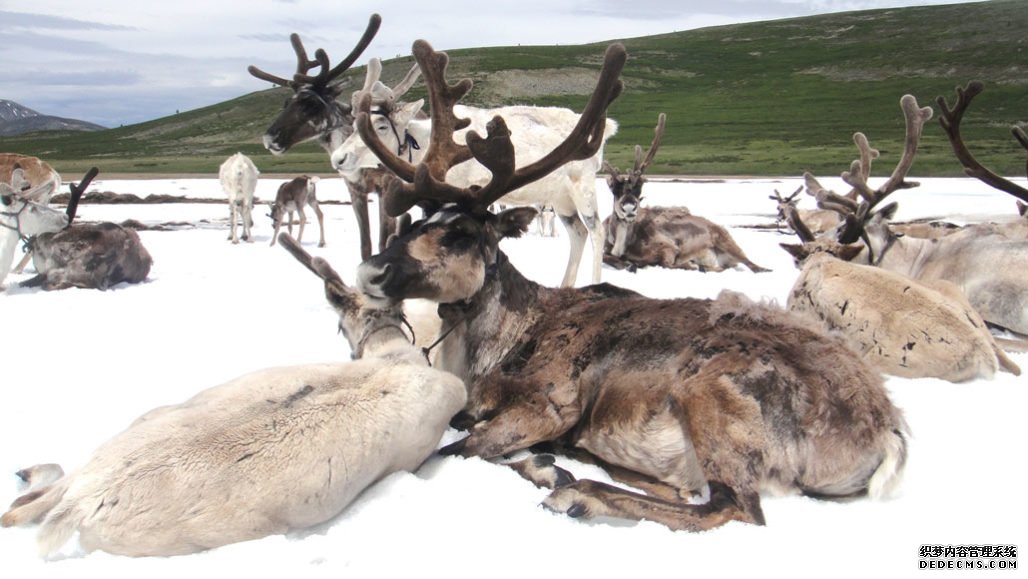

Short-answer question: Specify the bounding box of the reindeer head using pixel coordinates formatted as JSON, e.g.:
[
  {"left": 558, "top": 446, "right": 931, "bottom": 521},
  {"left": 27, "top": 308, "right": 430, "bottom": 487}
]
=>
[
  {"left": 249, "top": 15, "right": 381, "bottom": 155},
  {"left": 353, "top": 40, "right": 625, "bottom": 303},
  {"left": 1, "top": 168, "right": 71, "bottom": 238},
  {"left": 604, "top": 113, "right": 665, "bottom": 224},
  {"left": 277, "top": 233, "right": 407, "bottom": 359}
]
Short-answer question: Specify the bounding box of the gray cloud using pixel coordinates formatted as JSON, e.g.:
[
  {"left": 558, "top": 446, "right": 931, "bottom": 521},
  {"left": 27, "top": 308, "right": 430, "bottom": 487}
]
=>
[{"left": 0, "top": 0, "right": 967, "bottom": 128}]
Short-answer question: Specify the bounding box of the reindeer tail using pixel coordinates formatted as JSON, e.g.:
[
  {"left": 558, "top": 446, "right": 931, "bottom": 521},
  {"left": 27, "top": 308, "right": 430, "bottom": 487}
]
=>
[{"left": 867, "top": 427, "right": 909, "bottom": 500}]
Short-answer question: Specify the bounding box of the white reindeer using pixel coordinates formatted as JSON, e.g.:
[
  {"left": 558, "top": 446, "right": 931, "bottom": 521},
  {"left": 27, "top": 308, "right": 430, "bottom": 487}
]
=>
[
  {"left": 0, "top": 170, "right": 69, "bottom": 290},
  {"left": 1, "top": 233, "right": 466, "bottom": 557},
  {"left": 332, "top": 85, "right": 618, "bottom": 288},
  {"left": 218, "top": 152, "right": 259, "bottom": 244}
]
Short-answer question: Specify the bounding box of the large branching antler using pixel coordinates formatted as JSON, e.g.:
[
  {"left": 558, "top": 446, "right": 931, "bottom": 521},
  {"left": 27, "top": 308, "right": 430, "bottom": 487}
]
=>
[
  {"left": 937, "top": 80, "right": 1028, "bottom": 204},
  {"left": 359, "top": 40, "right": 625, "bottom": 217},
  {"left": 633, "top": 112, "right": 667, "bottom": 175},
  {"left": 804, "top": 94, "right": 932, "bottom": 243},
  {"left": 248, "top": 14, "right": 381, "bottom": 90},
  {"left": 352, "top": 58, "right": 422, "bottom": 112},
  {"left": 65, "top": 167, "right": 99, "bottom": 224}
]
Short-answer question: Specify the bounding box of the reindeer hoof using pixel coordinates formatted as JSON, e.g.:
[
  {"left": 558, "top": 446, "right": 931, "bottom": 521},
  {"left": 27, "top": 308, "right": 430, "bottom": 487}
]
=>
[
  {"left": 438, "top": 436, "right": 468, "bottom": 456},
  {"left": 318, "top": 241, "right": 326, "bottom": 248},
  {"left": 542, "top": 485, "right": 592, "bottom": 519}
]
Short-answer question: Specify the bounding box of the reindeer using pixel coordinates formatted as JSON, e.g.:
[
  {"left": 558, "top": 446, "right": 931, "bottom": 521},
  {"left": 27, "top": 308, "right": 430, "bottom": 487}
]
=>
[
  {"left": 351, "top": 40, "right": 908, "bottom": 532},
  {"left": 1, "top": 232, "right": 466, "bottom": 557},
  {"left": 602, "top": 114, "right": 767, "bottom": 273},
  {"left": 218, "top": 152, "right": 259, "bottom": 244},
  {"left": 797, "top": 89, "right": 1028, "bottom": 335},
  {"left": 333, "top": 52, "right": 618, "bottom": 288},
  {"left": 0, "top": 170, "right": 70, "bottom": 290},
  {"left": 769, "top": 186, "right": 842, "bottom": 235},
  {"left": 1, "top": 154, "right": 63, "bottom": 273},
  {"left": 268, "top": 176, "right": 325, "bottom": 247},
  {"left": 782, "top": 228, "right": 1019, "bottom": 382},
  {"left": 249, "top": 15, "right": 420, "bottom": 260}
]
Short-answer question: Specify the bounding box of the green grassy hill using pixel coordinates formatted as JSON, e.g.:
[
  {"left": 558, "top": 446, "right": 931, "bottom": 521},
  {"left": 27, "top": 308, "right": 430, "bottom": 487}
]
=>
[{"left": 2, "top": 0, "right": 1024, "bottom": 178}]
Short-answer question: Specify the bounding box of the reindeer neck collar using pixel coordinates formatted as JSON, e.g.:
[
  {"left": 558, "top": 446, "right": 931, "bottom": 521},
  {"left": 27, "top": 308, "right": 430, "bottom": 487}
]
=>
[{"left": 0, "top": 201, "right": 32, "bottom": 248}]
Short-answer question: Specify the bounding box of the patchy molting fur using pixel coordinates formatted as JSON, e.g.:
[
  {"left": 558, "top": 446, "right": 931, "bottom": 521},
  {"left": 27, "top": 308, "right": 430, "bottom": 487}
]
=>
[
  {"left": 24, "top": 223, "right": 152, "bottom": 291},
  {"left": 603, "top": 205, "right": 768, "bottom": 273},
  {"left": 359, "top": 207, "right": 907, "bottom": 531}
]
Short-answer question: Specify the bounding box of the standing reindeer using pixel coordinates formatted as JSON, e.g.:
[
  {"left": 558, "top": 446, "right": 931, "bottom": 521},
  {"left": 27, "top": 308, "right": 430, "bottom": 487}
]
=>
[
  {"left": 268, "top": 176, "right": 325, "bottom": 247},
  {"left": 333, "top": 51, "right": 618, "bottom": 288},
  {"left": 352, "top": 40, "right": 908, "bottom": 532},
  {"left": 602, "top": 114, "right": 767, "bottom": 273},
  {"left": 218, "top": 152, "right": 259, "bottom": 244},
  {"left": 1, "top": 233, "right": 466, "bottom": 557},
  {"left": 249, "top": 15, "right": 419, "bottom": 259},
  {"left": 795, "top": 89, "right": 1028, "bottom": 335}
]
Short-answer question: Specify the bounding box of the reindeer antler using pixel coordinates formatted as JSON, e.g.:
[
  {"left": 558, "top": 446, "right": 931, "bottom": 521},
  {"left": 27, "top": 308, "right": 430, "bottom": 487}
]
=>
[
  {"left": 633, "top": 112, "right": 667, "bottom": 175},
  {"left": 937, "top": 80, "right": 1028, "bottom": 203},
  {"left": 804, "top": 94, "right": 932, "bottom": 244},
  {"left": 360, "top": 40, "right": 626, "bottom": 217},
  {"left": 248, "top": 14, "right": 381, "bottom": 90}
]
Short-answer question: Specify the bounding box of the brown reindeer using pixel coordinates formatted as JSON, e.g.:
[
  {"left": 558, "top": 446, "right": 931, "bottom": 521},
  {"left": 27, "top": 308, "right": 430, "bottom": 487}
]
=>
[
  {"left": 602, "top": 114, "right": 767, "bottom": 273},
  {"left": 268, "top": 176, "right": 325, "bottom": 247},
  {"left": 351, "top": 40, "right": 908, "bottom": 532},
  {"left": 249, "top": 15, "right": 418, "bottom": 259},
  {"left": 796, "top": 90, "right": 1028, "bottom": 335}
]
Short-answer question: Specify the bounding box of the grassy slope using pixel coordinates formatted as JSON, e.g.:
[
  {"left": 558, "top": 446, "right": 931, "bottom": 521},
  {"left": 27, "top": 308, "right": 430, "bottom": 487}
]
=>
[{"left": 1, "top": 0, "right": 1024, "bottom": 178}]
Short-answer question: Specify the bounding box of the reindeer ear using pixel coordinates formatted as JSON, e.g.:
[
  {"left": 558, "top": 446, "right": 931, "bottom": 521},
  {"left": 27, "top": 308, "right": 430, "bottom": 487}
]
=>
[
  {"left": 837, "top": 244, "right": 864, "bottom": 262},
  {"left": 779, "top": 243, "right": 809, "bottom": 262},
  {"left": 496, "top": 207, "right": 538, "bottom": 239}
]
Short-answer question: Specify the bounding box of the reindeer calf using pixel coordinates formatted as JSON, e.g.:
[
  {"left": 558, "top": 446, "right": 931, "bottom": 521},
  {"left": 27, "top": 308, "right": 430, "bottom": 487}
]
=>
[
  {"left": 785, "top": 251, "right": 1020, "bottom": 382},
  {"left": 2, "top": 234, "right": 465, "bottom": 557},
  {"left": 269, "top": 176, "right": 325, "bottom": 247}
]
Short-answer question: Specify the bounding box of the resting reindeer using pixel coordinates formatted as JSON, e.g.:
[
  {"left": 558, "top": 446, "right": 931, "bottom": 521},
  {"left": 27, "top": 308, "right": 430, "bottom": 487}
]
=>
[
  {"left": 769, "top": 186, "right": 842, "bottom": 235},
  {"left": 1, "top": 232, "right": 466, "bottom": 557},
  {"left": 13, "top": 167, "right": 152, "bottom": 291},
  {"left": 268, "top": 175, "right": 325, "bottom": 247},
  {"left": 802, "top": 89, "right": 1028, "bottom": 335},
  {"left": 781, "top": 208, "right": 1019, "bottom": 382},
  {"left": 250, "top": 15, "right": 419, "bottom": 259},
  {"left": 0, "top": 170, "right": 71, "bottom": 290},
  {"left": 352, "top": 40, "right": 908, "bottom": 532},
  {"left": 333, "top": 48, "right": 618, "bottom": 288},
  {"left": 602, "top": 114, "right": 767, "bottom": 273},
  {"left": 218, "top": 152, "right": 259, "bottom": 243}
]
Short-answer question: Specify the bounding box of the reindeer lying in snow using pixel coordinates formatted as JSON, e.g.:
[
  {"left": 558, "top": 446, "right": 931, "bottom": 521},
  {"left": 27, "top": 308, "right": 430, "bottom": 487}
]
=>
[
  {"left": 602, "top": 114, "right": 768, "bottom": 273},
  {"left": 1, "top": 233, "right": 466, "bottom": 557},
  {"left": 801, "top": 87, "right": 1028, "bottom": 335},
  {"left": 353, "top": 40, "right": 908, "bottom": 532},
  {"left": 782, "top": 230, "right": 1020, "bottom": 382},
  {"left": 218, "top": 152, "right": 259, "bottom": 244},
  {"left": 268, "top": 175, "right": 326, "bottom": 247}
]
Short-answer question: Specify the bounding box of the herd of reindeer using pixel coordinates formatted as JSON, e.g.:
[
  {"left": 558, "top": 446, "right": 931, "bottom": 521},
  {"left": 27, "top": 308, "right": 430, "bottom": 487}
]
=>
[{"left": 2, "top": 13, "right": 1027, "bottom": 558}]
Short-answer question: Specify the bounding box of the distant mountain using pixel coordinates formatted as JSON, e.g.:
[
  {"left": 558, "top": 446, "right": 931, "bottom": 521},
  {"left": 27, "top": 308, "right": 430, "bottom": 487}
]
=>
[{"left": 0, "top": 100, "right": 105, "bottom": 137}]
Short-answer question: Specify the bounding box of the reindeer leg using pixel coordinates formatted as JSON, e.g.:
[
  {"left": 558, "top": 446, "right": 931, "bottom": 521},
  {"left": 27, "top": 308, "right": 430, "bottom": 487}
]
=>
[
  {"left": 558, "top": 213, "right": 588, "bottom": 288},
  {"left": 542, "top": 479, "right": 759, "bottom": 531},
  {"left": 310, "top": 201, "right": 326, "bottom": 247},
  {"left": 350, "top": 188, "right": 373, "bottom": 259},
  {"left": 229, "top": 203, "right": 239, "bottom": 243},
  {"left": 241, "top": 200, "right": 252, "bottom": 242}
]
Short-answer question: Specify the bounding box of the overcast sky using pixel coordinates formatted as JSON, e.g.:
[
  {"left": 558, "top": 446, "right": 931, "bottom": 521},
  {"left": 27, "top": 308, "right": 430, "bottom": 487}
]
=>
[{"left": 1, "top": 0, "right": 966, "bottom": 128}]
